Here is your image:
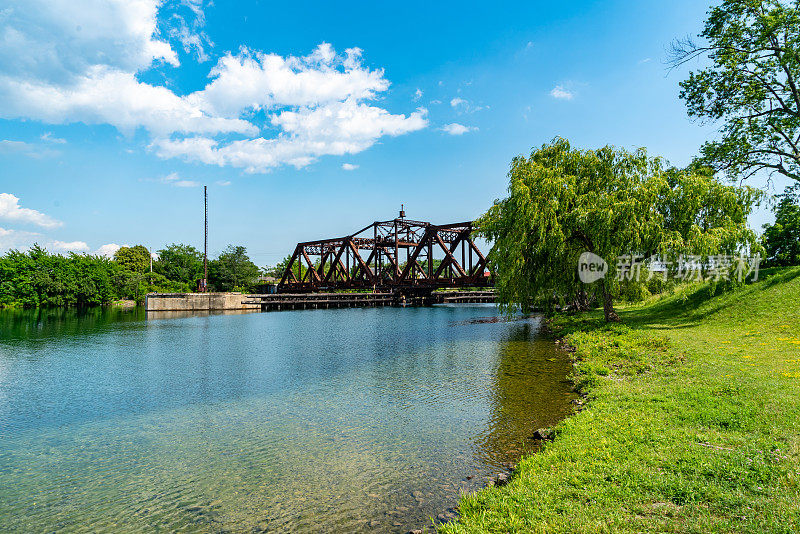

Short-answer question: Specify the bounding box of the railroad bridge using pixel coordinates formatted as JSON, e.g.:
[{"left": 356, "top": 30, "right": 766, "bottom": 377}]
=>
[{"left": 277, "top": 212, "right": 492, "bottom": 294}]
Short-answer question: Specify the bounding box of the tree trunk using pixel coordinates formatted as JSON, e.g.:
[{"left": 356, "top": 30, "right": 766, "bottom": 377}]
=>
[
  {"left": 600, "top": 280, "right": 620, "bottom": 322},
  {"left": 573, "top": 289, "right": 590, "bottom": 312}
]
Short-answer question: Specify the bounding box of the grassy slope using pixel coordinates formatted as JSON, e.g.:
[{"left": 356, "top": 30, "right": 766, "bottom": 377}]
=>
[{"left": 442, "top": 267, "right": 800, "bottom": 533}]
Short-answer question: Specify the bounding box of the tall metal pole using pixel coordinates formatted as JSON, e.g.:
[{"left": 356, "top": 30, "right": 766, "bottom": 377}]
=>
[{"left": 203, "top": 185, "right": 208, "bottom": 292}]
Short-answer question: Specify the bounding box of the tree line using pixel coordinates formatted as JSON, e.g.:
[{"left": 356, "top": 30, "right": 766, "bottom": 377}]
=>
[{"left": 0, "top": 243, "right": 261, "bottom": 308}]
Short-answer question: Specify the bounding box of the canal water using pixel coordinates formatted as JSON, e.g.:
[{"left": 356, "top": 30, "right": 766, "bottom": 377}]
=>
[{"left": 0, "top": 305, "right": 575, "bottom": 533}]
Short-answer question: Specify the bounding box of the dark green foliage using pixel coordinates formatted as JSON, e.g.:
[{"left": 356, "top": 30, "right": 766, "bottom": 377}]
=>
[
  {"left": 155, "top": 243, "right": 204, "bottom": 284},
  {"left": 0, "top": 246, "right": 118, "bottom": 307},
  {"left": 0, "top": 245, "right": 190, "bottom": 308},
  {"left": 0, "top": 241, "right": 263, "bottom": 308},
  {"left": 208, "top": 245, "right": 259, "bottom": 292},
  {"left": 762, "top": 186, "right": 800, "bottom": 266}
]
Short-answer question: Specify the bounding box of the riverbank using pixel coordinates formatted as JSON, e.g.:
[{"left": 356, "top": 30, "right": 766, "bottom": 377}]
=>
[{"left": 442, "top": 267, "right": 800, "bottom": 533}]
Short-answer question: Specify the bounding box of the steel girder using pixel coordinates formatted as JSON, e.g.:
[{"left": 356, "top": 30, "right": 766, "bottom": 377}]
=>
[{"left": 277, "top": 218, "right": 491, "bottom": 293}]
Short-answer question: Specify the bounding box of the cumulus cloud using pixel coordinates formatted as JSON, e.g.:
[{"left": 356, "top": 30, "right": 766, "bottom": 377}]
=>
[
  {"left": 0, "top": 0, "right": 177, "bottom": 85},
  {"left": 1, "top": 67, "right": 256, "bottom": 137},
  {"left": 550, "top": 85, "right": 574, "bottom": 100},
  {"left": 189, "top": 44, "right": 389, "bottom": 119},
  {"left": 95, "top": 243, "right": 121, "bottom": 258},
  {"left": 440, "top": 123, "right": 477, "bottom": 135},
  {"left": 341, "top": 163, "right": 359, "bottom": 170},
  {"left": 0, "top": 1, "right": 426, "bottom": 171},
  {"left": 154, "top": 100, "right": 428, "bottom": 172},
  {"left": 0, "top": 193, "right": 62, "bottom": 228},
  {"left": 47, "top": 240, "right": 90, "bottom": 253},
  {"left": 450, "top": 97, "right": 467, "bottom": 108},
  {"left": 0, "top": 227, "right": 41, "bottom": 251}
]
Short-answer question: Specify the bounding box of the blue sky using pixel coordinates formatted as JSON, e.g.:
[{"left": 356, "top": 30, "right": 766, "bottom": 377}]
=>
[{"left": 0, "top": 0, "right": 792, "bottom": 266}]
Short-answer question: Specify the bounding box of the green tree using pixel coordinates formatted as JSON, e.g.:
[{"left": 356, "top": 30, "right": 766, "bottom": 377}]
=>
[
  {"left": 672, "top": 0, "right": 800, "bottom": 182},
  {"left": 0, "top": 246, "right": 120, "bottom": 308},
  {"left": 209, "top": 245, "right": 260, "bottom": 291},
  {"left": 264, "top": 254, "right": 296, "bottom": 279},
  {"left": 113, "top": 245, "right": 151, "bottom": 273},
  {"left": 155, "top": 243, "right": 204, "bottom": 285},
  {"left": 478, "top": 139, "right": 761, "bottom": 322},
  {"left": 762, "top": 185, "right": 800, "bottom": 266}
]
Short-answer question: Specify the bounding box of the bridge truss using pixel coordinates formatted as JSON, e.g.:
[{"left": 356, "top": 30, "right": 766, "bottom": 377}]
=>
[{"left": 278, "top": 216, "right": 491, "bottom": 293}]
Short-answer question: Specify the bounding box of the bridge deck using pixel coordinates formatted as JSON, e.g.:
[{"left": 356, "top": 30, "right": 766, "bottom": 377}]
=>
[{"left": 243, "top": 290, "right": 495, "bottom": 311}]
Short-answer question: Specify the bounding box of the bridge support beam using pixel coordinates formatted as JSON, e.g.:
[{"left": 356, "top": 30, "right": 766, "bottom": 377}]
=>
[{"left": 278, "top": 216, "right": 492, "bottom": 293}]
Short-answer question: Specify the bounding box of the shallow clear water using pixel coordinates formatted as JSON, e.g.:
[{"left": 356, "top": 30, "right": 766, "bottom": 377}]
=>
[{"left": 0, "top": 305, "right": 574, "bottom": 532}]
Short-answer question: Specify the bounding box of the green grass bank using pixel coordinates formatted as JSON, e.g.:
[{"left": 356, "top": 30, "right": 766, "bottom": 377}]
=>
[{"left": 442, "top": 267, "right": 800, "bottom": 533}]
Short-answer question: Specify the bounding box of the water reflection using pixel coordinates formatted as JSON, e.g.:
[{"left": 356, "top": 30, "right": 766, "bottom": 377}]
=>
[
  {"left": 0, "top": 305, "right": 574, "bottom": 532},
  {"left": 477, "top": 321, "right": 576, "bottom": 470}
]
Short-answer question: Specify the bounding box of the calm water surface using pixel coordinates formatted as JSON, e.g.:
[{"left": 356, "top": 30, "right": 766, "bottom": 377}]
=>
[{"left": 0, "top": 305, "right": 574, "bottom": 532}]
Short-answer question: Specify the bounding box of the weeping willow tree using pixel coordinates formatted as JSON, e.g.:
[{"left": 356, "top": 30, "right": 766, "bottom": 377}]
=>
[{"left": 478, "top": 138, "right": 761, "bottom": 322}]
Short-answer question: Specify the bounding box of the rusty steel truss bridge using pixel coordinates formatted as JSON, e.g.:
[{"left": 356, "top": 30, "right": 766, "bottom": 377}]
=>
[{"left": 277, "top": 213, "right": 492, "bottom": 294}]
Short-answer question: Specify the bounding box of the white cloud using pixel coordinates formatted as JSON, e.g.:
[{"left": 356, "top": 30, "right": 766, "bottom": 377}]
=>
[
  {"left": 155, "top": 100, "right": 428, "bottom": 173},
  {"left": 95, "top": 243, "right": 121, "bottom": 258},
  {"left": 165, "top": 3, "right": 213, "bottom": 63},
  {"left": 0, "top": 193, "right": 62, "bottom": 228},
  {"left": 0, "top": 0, "right": 177, "bottom": 85},
  {"left": 440, "top": 123, "right": 477, "bottom": 135},
  {"left": 47, "top": 240, "right": 90, "bottom": 253},
  {"left": 189, "top": 44, "right": 389, "bottom": 119},
  {"left": 0, "top": 139, "right": 59, "bottom": 158},
  {"left": 40, "top": 132, "right": 66, "bottom": 144},
  {"left": 160, "top": 172, "right": 200, "bottom": 187},
  {"left": 0, "top": 0, "right": 245, "bottom": 137},
  {"left": 341, "top": 163, "right": 359, "bottom": 170},
  {"left": 0, "top": 226, "right": 41, "bottom": 251},
  {"left": 413, "top": 88, "right": 423, "bottom": 101},
  {"left": 215, "top": 180, "right": 231, "bottom": 186},
  {"left": 1, "top": 67, "right": 256, "bottom": 137},
  {"left": 638, "top": 57, "right": 652, "bottom": 65},
  {"left": 0, "top": 4, "right": 426, "bottom": 171},
  {"left": 550, "top": 85, "right": 574, "bottom": 100},
  {"left": 449, "top": 97, "right": 483, "bottom": 113}
]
